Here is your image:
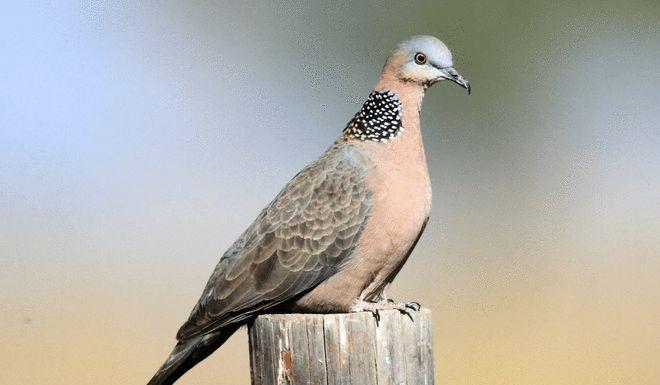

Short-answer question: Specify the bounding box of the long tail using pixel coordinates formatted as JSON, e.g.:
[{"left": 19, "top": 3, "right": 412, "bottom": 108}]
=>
[{"left": 147, "top": 326, "right": 238, "bottom": 385}]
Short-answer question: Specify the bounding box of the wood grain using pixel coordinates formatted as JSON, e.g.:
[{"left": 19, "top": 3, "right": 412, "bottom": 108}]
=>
[{"left": 248, "top": 309, "right": 434, "bottom": 385}]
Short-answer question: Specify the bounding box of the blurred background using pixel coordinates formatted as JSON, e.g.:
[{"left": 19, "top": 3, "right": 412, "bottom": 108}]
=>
[{"left": 1, "top": 1, "right": 659, "bottom": 384}]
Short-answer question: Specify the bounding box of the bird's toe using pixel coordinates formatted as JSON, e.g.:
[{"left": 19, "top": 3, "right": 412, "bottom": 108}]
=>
[{"left": 403, "top": 301, "right": 421, "bottom": 311}]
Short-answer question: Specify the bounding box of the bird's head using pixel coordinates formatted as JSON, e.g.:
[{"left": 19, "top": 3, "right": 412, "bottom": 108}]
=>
[
  {"left": 380, "top": 35, "right": 470, "bottom": 94},
  {"left": 343, "top": 36, "right": 470, "bottom": 142}
]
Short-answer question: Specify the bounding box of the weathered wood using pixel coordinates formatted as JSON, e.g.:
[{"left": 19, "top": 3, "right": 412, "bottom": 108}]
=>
[{"left": 248, "top": 309, "right": 434, "bottom": 385}]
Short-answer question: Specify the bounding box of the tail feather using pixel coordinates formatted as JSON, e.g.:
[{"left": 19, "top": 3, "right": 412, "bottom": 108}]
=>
[{"left": 147, "top": 327, "right": 238, "bottom": 385}]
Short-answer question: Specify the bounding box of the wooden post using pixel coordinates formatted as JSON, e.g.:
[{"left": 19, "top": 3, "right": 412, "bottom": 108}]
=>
[{"left": 248, "top": 309, "right": 434, "bottom": 385}]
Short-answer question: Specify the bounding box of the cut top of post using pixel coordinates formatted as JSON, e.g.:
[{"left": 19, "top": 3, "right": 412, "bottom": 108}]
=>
[{"left": 248, "top": 309, "right": 434, "bottom": 385}]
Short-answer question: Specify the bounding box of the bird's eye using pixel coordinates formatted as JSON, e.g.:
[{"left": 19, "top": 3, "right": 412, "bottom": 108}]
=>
[{"left": 414, "top": 53, "right": 427, "bottom": 65}]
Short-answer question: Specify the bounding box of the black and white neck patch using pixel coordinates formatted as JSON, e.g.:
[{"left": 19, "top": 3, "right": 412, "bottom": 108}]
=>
[{"left": 343, "top": 91, "right": 403, "bottom": 142}]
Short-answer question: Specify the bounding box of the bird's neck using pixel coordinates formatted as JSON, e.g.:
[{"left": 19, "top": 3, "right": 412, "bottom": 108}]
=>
[
  {"left": 374, "top": 74, "right": 426, "bottom": 115},
  {"left": 340, "top": 77, "right": 429, "bottom": 188},
  {"left": 341, "top": 75, "right": 426, "bottom": 144}
]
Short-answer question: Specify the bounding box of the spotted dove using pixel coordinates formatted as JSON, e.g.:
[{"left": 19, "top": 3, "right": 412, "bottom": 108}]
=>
[{"left": 147, "top": 35, "right": 470, "bottom": 385}]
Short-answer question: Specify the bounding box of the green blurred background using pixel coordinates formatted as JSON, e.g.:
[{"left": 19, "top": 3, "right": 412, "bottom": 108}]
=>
[{"left": 1, "top": 1, "right": 659, "bottom": 384}]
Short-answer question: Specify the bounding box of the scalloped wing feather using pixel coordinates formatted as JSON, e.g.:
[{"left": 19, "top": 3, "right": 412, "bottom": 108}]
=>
[{"left": 176, "top": 144, "right": 372, "bottom": 340}]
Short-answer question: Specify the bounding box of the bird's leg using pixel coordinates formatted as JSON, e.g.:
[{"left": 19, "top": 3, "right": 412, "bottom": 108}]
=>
[{"left": 375, "top": 289, "right": 394, "bottom": 304}]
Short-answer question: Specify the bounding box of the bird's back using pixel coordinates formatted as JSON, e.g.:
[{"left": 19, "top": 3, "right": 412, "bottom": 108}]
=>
[{"left": 176, "top": 141, "right": 374, "bottom": 340}]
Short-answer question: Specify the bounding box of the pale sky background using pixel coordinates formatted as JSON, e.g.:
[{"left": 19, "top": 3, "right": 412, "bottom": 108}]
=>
[{"left": 1, "top": 1, "right": 659, "bottom": 385}]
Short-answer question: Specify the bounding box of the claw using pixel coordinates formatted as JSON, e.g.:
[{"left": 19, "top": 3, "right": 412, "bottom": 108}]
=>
[
  {"left": 351, "top": 300, "right": 381, "bottom": 324},
  {"left": 396, "top": 306, "right": 415, "bottom": 321},
  {"left": 369, "top": 308, "right": 380, "bottom": 324},
  {"left": 351, "top": 299, "right": 421, "bottom": 324},
  {"left": 404, "top": 301, "right": 421, "bottom": 311}
]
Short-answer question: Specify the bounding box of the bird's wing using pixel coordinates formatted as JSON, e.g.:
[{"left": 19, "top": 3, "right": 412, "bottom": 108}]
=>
[{"left": 176, "top": 144, "right": 372, "bottom": 340}]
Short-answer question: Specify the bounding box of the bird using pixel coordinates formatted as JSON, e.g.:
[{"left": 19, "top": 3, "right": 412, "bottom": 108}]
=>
[{"left": 147, "top": 35, "right": 470, "bottom": 385}]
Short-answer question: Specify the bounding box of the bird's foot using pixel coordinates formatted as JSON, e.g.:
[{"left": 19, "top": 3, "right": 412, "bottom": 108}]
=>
[
  {"left": 401, "top": 301, "right": 421, "bottom": 311},
  {"left": 376, "top": 297, "right": 421, "bottom": 311},
  {"left": 351, "top": 299, "right": 421, "bottom": 323}
]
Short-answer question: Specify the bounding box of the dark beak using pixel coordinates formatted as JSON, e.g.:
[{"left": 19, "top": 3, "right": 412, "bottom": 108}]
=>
[{"left": 441, "top": 67, "right": 471, "bottom": 94}]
